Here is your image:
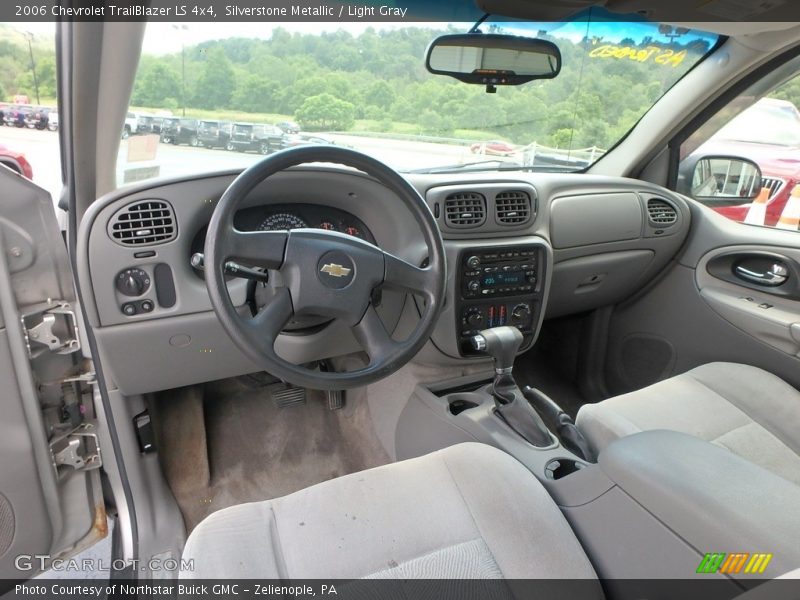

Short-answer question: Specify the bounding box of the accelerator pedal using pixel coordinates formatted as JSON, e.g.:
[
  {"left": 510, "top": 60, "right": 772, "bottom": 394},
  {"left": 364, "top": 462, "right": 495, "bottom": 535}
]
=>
[
  {"left": 326, "top": 389, "right": 344, "bottom": 411},
  {"left": 269, "top": 383, "right": 307, "bottom": 409}
]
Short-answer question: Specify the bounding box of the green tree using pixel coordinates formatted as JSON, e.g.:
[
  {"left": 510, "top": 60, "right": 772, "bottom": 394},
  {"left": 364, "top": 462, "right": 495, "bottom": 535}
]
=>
[
  {"left": 192, "top": 47, "right": 235, "bottom": 109},
  {"left": 295, "top": 93, "right": 355, "bottom": 131},
  {"left": 132, "top": 62, "right": 181, "bottom": 107},
  {"left": 232, "top": 75, "right": 279, "bottom": 113},
  {"left": 364, "top": 80, "right": 394, "bottom": 109}
]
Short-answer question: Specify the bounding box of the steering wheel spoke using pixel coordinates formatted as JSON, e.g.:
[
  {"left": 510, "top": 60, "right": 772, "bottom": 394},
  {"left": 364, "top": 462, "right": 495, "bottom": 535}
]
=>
[
  {"left": 226, "top": 229, "right": 287, "bottom": 269},
  {"left": 383, "top": 251, "right": 436, "bottom": 299},
  {"left": 352, "top": 305, "right": 399, "bottom": 363},
  {"left": 244, "top": 287, "right": 294, "bottom": 352}
]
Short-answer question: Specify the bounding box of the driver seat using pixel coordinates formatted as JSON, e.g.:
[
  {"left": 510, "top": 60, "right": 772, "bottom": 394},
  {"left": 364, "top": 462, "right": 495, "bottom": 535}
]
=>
[{"left": 181, "top": 443, "right": 601, "bottom": 584}]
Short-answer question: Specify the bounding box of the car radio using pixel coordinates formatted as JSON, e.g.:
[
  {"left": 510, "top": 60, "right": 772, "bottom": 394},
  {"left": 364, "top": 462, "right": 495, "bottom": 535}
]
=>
[{"left": 456, "top": 246, "right": 545, "bottom": 356}]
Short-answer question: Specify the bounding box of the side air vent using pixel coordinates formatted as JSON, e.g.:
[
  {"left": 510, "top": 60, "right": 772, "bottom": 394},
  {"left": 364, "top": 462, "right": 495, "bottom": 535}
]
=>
[
  {"left": 444, "top": 192, "right": 486, "bottom": 228},
  {"left": 646, "top": 198, "right": 678, "bottom": 226},
  {"left": 108, "top": 200, "right": 177, "bottom": 246},
  {"left": 495, "top": 190, "right": 532, "bottom": 225}
]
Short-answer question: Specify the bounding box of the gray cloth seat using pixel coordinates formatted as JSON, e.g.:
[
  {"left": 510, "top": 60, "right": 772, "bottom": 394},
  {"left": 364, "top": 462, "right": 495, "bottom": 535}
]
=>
[
  {"left": 576, "top": 362, "right": 800, "bottom": 485},
  {"left": 181, "top": 442, "right": 600, "bottom": 581}
]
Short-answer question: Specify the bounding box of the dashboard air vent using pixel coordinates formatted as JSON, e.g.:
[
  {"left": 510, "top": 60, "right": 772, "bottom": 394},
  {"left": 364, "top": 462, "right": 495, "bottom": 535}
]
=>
[
  {"left": 109, "top": 200, "right": 177, "bottom": 246},
  {"left": 444, "top": 192, "right": 486, "bottom": 228},
  {"left": 495, "top": 190, "right": 532, "bottom": 225},
  {"left": 646, "top": 198, "right": 678, "bottom": 226}
]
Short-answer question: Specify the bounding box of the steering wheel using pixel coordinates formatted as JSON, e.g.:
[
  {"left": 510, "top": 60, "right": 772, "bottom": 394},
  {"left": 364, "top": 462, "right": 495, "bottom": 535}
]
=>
[{"left": 205, "top": 146, "right": 446, "bottom": 390}]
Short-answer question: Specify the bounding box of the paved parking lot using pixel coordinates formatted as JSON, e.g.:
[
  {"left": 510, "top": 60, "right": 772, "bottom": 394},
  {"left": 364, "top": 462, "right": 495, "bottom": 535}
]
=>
[{"left": 1, "top": 125, "right": 482, "bottom": 217}]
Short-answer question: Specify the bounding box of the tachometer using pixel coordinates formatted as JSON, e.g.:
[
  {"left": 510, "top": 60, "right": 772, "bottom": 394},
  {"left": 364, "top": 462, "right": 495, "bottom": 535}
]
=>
[
  {"left": 258, "top": 213, "right": 307, "bottom": 231},
  {"left": 319, "top": 221, "right": 336, "bottom": 231}
]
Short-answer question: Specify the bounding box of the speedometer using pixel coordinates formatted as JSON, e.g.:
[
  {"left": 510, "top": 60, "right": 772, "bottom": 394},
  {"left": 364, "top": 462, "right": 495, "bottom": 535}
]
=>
[{"left": 258, "top": 213, "right": 308, "bottom": 231}]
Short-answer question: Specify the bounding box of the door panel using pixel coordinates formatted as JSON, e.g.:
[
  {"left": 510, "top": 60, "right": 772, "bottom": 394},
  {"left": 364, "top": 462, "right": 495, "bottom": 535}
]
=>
[
  {"left": 605, "top": 206, "right": 800, "bottom": 395},
  {"left": 697, "top": 245, "right": 800, "bottom": 358},
  {"left": 0, "top": 171, "right": 104, "bottom": 581}
]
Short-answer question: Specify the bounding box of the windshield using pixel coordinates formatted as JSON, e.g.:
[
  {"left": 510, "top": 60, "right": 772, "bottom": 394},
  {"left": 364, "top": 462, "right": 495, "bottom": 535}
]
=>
[{"left": 117, "top": 19, "right": 718, "bottom": 186}]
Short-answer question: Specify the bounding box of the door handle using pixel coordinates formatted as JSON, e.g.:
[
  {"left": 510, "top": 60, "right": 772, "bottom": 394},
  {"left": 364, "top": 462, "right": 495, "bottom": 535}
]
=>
[{"left": 734, "top": 263, "right": 789, "bottom": 287}]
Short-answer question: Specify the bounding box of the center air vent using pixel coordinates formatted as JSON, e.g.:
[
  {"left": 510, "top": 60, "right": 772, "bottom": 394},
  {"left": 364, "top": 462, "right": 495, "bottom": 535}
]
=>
[
  {"left": 108, "top": 200, "right": 177, "bottom": 246},
  {"left": 444, "top": 192, "right": 486, "bottom": 228},
  {"left": 495, "top": 190, "right": 532, "bottom": 225},
  {"left": 646, "top": 198, "right": 678, "bottom": 226}
]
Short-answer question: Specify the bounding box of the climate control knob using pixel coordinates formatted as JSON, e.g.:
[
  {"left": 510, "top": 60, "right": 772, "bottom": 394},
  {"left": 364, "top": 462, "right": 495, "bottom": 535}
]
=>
[
  {"left": 465, "top": 310, "right": 484, "bottom": 328},
  {"left": 116, "top": 268, "right": 150, "bottom": 297},
  {"left": 511, "top": 303, "right": 531, "bottom": 325}
]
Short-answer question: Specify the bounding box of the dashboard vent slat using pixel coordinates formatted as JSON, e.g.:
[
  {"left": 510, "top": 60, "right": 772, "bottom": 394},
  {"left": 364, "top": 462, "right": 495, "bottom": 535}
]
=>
[
  {"left": 444, "top": 192, "right": 486, "bottom": 228},
  {"left": 109, "top": 200, "right": 177, "bottom": 246},
  {"left": 495, "top": 190, "right": 532, "bottom": 225},
  {"left": 646, "top": 198, "right": 678, "bottom": 226}
]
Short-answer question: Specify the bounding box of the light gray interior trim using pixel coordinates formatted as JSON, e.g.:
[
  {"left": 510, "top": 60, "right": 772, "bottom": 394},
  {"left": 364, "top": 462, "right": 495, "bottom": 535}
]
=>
[{"left": 599, "top": 430, "right": 800, "bottom": 578}]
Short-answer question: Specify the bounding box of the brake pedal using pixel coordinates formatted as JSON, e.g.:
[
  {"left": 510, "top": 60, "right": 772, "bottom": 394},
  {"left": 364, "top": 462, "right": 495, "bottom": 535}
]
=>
[{"left": 269, "top": 383, "right": 306, "bottom": 408}]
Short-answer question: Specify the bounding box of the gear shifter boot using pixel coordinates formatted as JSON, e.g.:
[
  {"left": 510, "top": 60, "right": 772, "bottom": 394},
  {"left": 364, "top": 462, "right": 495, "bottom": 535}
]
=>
[
  {"left": 494, "top": 388, "right": 553, "bottom": 447},
  {"left": 471, "top": 326, "right": 552, "bottom": 447}
]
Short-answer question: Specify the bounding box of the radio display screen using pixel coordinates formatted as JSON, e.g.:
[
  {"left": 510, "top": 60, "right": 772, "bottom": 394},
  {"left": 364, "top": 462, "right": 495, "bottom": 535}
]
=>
[{"left": 481, "top": 273, "right": 524, "bottom": 288}]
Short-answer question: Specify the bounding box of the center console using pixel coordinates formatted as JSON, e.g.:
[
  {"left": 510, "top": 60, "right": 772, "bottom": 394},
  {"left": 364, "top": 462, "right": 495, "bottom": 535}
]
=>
[{"left": 456, "top": 245, "right": 546, "bottom": 356}]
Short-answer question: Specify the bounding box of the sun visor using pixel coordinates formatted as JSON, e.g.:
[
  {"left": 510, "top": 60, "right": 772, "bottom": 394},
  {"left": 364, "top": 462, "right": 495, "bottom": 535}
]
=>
[
  {"left": 475, "top": 0, "right": 604, "bottom": 22},
  {"left": 477, "top": 0, "right": 799, "bottom": 33}
]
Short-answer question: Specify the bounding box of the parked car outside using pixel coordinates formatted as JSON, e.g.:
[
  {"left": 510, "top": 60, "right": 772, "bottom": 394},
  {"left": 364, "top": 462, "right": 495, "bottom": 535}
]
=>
[
  {"left": 227, "top": 122, "right": 285, "bottom": 154},
  {"left": 0, "top": 143, "right": 34, "bottom": 179},
  {"left": 283, "top": 133, "right": 334, "bottom": 148},
  {"left": 197, "top": 120, "right": 232, "bottom": 148},
  {"left": 25, "top": 106, "right": 50, "bottom": 130},
  {"left": 470, "top": 139, "right": 517, "bottom": 156},
  {"left": 47, "top": 109, "right": 59, "bottom": 131},
  {"left": 135, "top": 114, "right": 154, "bottom": 135},
  {"left": 4, "top": 105, "right": 29, "bottom": 127},
  {"left": 276, "top": 120, "right": 300, "bottom": 134},
  {"left": 685, "top": 98, "right": 800, "bottom": 227},
  {"left": 161, "top": 118, "right": 200, "bottom": 146}
]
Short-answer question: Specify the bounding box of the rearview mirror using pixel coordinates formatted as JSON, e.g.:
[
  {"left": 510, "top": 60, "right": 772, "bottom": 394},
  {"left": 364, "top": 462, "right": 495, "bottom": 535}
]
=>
[
  {"left": 426, "top": 34, "right": 561, "bottom": 90},
  {"left": 687, "top": 156, "right": 763, "bottom": 203}
]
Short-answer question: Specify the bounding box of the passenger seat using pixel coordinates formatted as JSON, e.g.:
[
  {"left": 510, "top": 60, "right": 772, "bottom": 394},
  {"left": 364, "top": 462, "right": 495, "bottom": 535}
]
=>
[{"left": 576, "top": 362, "right": 800, "bottom": 485}]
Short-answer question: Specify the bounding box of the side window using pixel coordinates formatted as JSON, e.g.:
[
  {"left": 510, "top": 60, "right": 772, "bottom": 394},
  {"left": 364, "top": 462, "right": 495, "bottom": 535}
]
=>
[{"left": 678, "top": 67, "right": 800, "bottom": 233}]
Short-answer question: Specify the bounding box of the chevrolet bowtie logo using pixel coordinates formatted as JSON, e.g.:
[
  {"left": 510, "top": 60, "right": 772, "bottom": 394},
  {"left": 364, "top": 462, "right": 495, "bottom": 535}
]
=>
[{"left": 320, "top": 263, "right": 352, "bottom": 278}]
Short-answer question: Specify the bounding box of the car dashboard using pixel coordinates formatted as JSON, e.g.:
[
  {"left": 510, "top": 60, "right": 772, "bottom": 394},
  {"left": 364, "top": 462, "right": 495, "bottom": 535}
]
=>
[{"left": 78, "top": 167, "right": 690, "bottom": 395}]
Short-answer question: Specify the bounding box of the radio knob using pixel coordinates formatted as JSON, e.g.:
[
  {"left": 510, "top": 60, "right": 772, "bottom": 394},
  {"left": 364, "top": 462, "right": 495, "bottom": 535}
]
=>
[
  {"left": 511, "top": 303, "right": 531, "bottom": 324},
  {"left": 466, "top": 310, "right": 484, "bottom": 328},
  {"left": 466, "top": 255, "right": 481, "bottom": 269},
  {"left": 467, "top": 280, "right": 480, "bottom": 292}
]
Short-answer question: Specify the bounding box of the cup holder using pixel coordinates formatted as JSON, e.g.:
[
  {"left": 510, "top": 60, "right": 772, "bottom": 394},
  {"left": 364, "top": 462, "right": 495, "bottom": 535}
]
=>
[
  {"left": 545, "top": 458, "right": 587, "bottom": 480},
  {"left": 447, "top": 392, "right": 484, "bottom": 416}
]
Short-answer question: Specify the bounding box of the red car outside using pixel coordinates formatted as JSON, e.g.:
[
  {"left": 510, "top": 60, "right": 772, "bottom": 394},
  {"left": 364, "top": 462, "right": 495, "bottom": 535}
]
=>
[
  {"left": 470, "top": 139, "right": 516, "bottom": 156},
  {"left": 694, "top": 98, "right": 800, "bottom": 227},
  {"left": 0, "top": 143, "right": 34, "bottom": 180}
]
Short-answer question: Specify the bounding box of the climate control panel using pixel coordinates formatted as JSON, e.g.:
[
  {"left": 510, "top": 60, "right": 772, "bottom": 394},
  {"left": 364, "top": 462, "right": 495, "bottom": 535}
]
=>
[{"left": 457, "top": 245, "right": 545, "bottom": 356}]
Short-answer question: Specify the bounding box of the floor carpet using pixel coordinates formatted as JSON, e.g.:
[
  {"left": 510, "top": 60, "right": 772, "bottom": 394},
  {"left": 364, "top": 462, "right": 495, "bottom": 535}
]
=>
[{"left": 152, "top": 376, "right": 390, "bottom": 532}]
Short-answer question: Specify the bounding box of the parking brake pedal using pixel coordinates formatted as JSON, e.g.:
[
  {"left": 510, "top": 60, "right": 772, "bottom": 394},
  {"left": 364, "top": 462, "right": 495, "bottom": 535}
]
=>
[{"left": 269, "top": 383, "right": 306, "bottom": 408}]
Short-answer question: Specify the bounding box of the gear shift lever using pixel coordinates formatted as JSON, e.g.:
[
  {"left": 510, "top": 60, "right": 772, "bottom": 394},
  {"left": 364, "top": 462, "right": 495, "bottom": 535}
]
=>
[{"left": 471, "top": 327, "right": 552, "bottom": 447}]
